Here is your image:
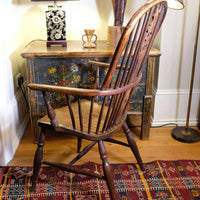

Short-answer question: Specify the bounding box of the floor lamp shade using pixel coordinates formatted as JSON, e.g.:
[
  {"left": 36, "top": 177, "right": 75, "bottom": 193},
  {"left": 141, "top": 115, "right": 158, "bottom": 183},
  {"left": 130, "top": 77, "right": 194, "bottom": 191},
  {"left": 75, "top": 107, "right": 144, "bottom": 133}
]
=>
[
  {"left": 31, "top": 0, "right": 79, "bottom": 47},
  {"left": 167, "top": 0, "right": 184, "bottom": 10}
]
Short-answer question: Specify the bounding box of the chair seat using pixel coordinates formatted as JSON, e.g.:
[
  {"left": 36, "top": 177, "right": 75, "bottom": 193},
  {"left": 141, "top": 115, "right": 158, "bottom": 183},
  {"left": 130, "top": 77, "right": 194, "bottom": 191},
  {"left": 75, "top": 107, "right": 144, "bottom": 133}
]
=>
[{"left": 38, "top": 99, "right": 109, "bottom": 135}]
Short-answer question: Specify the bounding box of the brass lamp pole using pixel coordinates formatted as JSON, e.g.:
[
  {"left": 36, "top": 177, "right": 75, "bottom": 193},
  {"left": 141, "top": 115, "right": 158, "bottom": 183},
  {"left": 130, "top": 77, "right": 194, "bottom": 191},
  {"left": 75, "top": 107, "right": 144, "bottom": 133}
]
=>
[{"left": 171, "top": 0, "right": 200, "bottom": 143}]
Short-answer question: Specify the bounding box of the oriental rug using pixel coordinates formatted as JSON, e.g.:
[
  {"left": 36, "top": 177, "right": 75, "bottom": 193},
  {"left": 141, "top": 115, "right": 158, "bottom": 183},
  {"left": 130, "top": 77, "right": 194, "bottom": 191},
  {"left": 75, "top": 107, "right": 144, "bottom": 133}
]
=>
[{"left": 0, "top": 160, "right": 200, "bottom": 200}]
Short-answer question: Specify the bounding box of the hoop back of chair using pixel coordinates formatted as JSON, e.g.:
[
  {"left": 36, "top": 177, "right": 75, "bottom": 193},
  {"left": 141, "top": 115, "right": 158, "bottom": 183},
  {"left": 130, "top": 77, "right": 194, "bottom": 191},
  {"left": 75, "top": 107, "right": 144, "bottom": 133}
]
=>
[
  {"left": 29, "top": 0, "right": 168, "bottom": 138},
  {"left": 99, "top": 0, "right": 167, "bottom": 131},
  {"left": 102, "top": 0, "right": 167, "bottom": 90}
]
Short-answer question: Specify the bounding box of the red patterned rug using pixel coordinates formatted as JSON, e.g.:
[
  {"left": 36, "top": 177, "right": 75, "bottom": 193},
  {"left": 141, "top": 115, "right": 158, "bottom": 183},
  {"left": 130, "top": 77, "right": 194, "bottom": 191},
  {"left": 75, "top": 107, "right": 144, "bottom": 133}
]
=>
[{"left": 1, "top": 160, "right": 200, "bottom": 199}]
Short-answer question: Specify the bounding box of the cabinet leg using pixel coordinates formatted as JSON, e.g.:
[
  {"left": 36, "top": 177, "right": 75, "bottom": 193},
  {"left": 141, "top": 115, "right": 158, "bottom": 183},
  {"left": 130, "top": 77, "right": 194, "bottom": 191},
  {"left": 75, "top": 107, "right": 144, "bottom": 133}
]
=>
[{"left": 141, "top": 95, "right": 152, "bottom": 140}]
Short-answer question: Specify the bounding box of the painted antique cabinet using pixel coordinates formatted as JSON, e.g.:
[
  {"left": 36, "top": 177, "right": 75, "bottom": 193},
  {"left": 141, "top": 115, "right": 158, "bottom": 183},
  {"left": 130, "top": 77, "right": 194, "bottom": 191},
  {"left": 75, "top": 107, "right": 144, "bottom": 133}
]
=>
[{"left": 22, "top": 40, "right": 160, "bottom": 141}]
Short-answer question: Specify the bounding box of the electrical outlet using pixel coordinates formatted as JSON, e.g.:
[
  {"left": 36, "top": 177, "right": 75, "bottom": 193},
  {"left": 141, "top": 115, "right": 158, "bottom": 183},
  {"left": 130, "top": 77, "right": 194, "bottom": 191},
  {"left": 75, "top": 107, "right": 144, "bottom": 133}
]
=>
[{"left": 16, "top": 73, "right": 22, "bottom": 88}]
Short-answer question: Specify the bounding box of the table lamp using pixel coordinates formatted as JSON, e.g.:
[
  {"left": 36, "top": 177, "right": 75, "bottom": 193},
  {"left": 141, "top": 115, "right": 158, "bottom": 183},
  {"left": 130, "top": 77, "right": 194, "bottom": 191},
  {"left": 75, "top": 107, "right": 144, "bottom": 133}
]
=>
[{"left": 31, "top": 0, "right": 78, "bottom": 47}]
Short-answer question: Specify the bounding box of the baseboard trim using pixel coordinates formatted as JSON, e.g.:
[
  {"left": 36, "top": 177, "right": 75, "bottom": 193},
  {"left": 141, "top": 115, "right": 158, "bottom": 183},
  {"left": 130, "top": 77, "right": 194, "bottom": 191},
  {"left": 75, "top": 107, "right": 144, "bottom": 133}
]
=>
[
  {"left": 15, "top": 87, "right": 29, "bottom": 138},
  {"left": 152, "top": 119, "right": 198, "bottom": 127},
  {"left": 152, "top": 89, "right": 200, "bottom": 127}
]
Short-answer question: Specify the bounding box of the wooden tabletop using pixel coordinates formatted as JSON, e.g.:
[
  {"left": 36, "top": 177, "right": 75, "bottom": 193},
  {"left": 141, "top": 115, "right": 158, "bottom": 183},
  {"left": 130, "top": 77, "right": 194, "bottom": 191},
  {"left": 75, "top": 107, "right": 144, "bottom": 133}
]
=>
[{"left": 21, "top": 40, "right": 161, "bottom": 59}]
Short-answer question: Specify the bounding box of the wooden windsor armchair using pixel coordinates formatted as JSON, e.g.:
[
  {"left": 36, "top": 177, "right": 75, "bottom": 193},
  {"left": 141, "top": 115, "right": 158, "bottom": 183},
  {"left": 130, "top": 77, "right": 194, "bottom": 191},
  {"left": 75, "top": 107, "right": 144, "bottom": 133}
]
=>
[{"left": 28, "top": 0, "right": 167, "bottom": 199}]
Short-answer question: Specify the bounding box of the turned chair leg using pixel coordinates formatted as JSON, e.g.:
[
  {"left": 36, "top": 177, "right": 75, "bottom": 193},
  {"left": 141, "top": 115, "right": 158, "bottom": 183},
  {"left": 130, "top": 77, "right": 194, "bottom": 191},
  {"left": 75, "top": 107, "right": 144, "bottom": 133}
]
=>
[
  {"left": 123, "top": 122, "right": 145, "bottom": 171},
  {"left": 98, "top": 140, "right": 116, "bottom": 200},
  {"left": 31, "top": 127, "right": 45, "bottom": 191}
]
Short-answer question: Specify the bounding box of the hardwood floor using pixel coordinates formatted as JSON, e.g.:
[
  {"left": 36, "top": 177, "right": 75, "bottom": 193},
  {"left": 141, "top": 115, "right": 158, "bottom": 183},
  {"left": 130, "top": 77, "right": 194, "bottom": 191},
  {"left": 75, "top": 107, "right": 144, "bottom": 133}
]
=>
[{"left": 8, "top": 123, "right": 200, "bottom": 166}]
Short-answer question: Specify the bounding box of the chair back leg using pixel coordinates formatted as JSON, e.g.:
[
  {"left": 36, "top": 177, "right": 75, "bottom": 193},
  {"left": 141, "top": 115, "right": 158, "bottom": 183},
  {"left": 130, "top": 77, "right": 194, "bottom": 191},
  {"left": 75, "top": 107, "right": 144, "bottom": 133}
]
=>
[{"left": 123, "top": 122, "right": 145, "bottom": 171}]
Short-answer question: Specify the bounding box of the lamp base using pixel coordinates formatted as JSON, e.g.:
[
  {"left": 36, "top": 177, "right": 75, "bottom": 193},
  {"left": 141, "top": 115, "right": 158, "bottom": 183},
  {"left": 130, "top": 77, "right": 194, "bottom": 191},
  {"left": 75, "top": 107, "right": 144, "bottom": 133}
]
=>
[
  {"left": 171, "top": 127, "right": 200, "bottom": 143},
  {"left": 47, "top": 41, "right": 67, "bottom": 47}
]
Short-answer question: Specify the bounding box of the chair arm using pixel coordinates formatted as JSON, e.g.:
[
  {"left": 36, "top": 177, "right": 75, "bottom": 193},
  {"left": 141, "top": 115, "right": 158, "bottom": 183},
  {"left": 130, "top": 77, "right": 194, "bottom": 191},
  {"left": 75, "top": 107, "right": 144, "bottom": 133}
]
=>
[
  {"left": 88, "top": 60, "right": 110, "bottom": 68},
  {"left": 28, "top": 76, "right": 141, "bottom": 97},
  {"left": 88, "top": 61, "right": 111, "bottom": 92},
  {"left": 28, "top": 83, "right": 101, "bottom": 97},
  {"left": 88, "top": 60, "right": 124, "bottom": 70},
  {"left": 88, "top": 60, "right": 123, "bottom": 91}
]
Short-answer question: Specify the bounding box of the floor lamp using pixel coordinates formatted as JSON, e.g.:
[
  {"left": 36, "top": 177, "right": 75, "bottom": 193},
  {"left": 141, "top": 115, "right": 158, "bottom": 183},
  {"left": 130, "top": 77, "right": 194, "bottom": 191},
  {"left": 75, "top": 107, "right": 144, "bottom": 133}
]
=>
[{"left": 171, "top": 0, "right": 200, "bottom": 143}]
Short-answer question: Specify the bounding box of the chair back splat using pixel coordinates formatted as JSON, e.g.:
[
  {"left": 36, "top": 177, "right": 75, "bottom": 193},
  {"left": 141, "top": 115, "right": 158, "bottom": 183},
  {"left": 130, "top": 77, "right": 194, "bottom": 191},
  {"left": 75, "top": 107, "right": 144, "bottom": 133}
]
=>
[{"left": 28, "top": 1, "right": 168, "bottom": 199}]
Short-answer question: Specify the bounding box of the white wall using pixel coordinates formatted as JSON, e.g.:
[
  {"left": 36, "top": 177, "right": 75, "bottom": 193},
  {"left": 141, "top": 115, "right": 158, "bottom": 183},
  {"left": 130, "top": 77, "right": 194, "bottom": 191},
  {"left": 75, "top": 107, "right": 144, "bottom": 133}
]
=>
[
  {"left": 0, "top": 0, "right": 199, "bottom": 165},
  {"left": 0, "top": 0, "right": 30, "bottom": 165},
  {"left": 153, "top": 0, "right": 200, "bottom": 126}
]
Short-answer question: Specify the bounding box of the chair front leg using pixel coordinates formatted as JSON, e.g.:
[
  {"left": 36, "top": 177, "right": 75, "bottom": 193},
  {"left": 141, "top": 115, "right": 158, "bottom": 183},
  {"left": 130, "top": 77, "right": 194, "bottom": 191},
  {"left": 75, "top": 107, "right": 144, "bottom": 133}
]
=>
[
  {"left": 123, "top": 122, "right": 145, "bottom": 171},
  {"left": 98, "top": 140, "right": 116, "bottom": 200},
  {"left": 31, "top": 127, "right": 45, "bottom": 191}
]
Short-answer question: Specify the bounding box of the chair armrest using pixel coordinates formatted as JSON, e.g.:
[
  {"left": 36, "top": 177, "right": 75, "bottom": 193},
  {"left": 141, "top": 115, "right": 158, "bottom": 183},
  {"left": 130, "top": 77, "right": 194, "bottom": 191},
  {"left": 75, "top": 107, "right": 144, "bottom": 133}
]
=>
[
  {"left": 28, "top": 83, "right": 101, "bottom": 97},
  {"left": 88, "top": 61, "right": 110, "bottom": 92},
  {"left": 88, "top": 60, "right": 123, "bottom": 70},
  {"left": 28, "top": 76, "right": 140, "bottom": 97},
  {"left": 88, "top": 60, "right": 110, "bottom": 68},
  {"left": 88, "top": 60, "right": 125, "bottom": 95}
]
